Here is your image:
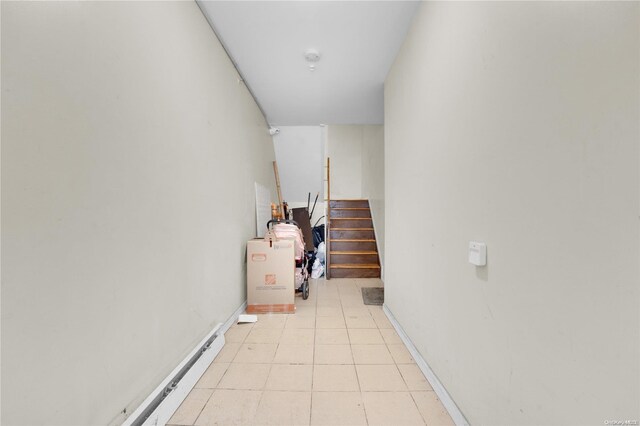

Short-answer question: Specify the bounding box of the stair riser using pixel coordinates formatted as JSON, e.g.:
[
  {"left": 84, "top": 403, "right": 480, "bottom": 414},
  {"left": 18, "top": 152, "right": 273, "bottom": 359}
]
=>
[
  {"left": 331, "top": 219, "right": 373, "bottom": 228},
  {"left": 330, "top": 200, "right": 370, "bottom": 208},
  {"left": 331, "top": 268, "right": 381, "bottom": 278},
  {"left": 330, "top": 229, "right": 375, "bottom": 240},
  {"left": 330, "top": 241, "right": 377, "bottom": 251},
  {"left": 331, "top": 254, "right": 379, "bottom": 265},
  {"left": 330, "top": 209, "right": 371, "bottom": 218}
]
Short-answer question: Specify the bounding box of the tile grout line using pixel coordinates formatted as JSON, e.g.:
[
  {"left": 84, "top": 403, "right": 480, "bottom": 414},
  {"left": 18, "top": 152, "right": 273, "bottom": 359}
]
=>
[
  {"left": 369, "top": 285, "right": 418, "bottom": 407},
  {"left": 189, "top": 387, "right": 214, "bottom": 425},
  {"left": 383, "top": 304, "right": 468, "bottom": 426},
  {"left": 343, "top": 279, "right": 371, "bottom": 426},
  {"left": 371, "top": 279, "right": 423, "bottom": 425},
  {"left": 308, "top": 279, "right": 318, "bottom": 425},
  {"left": 250, "top": 315, "right": 274, "bottom": 424},
  {"left": 191, "top": 321, "right": 253, "bottom": 425},
  {"left": 382, "top": 300, "right": 408, "bottom": 394},
  {"left": 409, "top": 389, "right": 431, "bottom": 426},
  {"left": 392, "top": 333, "right": 426, "bottom": 426}
]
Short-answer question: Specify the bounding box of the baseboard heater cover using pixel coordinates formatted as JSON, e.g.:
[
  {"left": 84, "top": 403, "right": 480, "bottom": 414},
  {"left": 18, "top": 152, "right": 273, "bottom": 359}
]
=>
[
  {"left": 121, "top": 324, "right": 224, "bottom": 426},
  {"left": 383, "top": 304, "right": 470, "bottom": 426},
  {"left": 122, "top": 301, "right": 247, "bottom": 426}
]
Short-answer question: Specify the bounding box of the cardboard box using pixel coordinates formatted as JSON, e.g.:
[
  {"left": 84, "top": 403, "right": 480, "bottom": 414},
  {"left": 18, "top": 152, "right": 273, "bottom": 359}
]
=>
[{"left": 246, "top": 239, "right": 295, "bottom": 314}]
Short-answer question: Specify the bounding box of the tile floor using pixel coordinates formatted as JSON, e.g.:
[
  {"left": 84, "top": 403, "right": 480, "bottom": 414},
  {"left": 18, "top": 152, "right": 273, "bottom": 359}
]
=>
[{"left": 167, "top": 278, "right": 455, "bottom": 426}]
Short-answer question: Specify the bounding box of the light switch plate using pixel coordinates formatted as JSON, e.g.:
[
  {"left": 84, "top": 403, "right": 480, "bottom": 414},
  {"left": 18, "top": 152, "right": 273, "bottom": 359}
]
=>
[{"left": 469, "top": 242, "right": 487, "bottom": 266}]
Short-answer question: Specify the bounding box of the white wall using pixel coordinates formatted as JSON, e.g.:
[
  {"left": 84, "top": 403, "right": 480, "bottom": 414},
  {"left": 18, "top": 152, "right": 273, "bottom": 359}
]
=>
[
  {"left": 273, "top": 126, "right": 324, "bottom": 204},
  {"left": 1, "top": 2, "right": 275, "bottom": 424},
  {"left": 385, "top": 2, "right": 639, "bottom": 425},
  {"left": 361, "top": 126, "right": 385, "bottom": 273},
  {"left": 272, "top": 126, "right": 325, "bottom": 226},
  {"left": 327, "top": 125, "right": 363, "bottom": 199}
]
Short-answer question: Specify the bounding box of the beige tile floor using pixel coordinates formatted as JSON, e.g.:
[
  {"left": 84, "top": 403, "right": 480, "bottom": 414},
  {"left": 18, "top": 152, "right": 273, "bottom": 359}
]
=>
[{"left": 168, "top": 278, "right": 455, "bottom": 426}]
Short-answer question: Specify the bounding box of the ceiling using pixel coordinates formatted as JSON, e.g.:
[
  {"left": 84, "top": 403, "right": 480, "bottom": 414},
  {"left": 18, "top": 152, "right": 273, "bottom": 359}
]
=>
[{"left": 198, "top": 1, "right": 420, "bottom": 126}]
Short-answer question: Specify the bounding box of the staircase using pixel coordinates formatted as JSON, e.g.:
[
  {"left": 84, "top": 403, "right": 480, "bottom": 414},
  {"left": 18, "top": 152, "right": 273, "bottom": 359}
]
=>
[{"left": 327, "top": 199, "right": 381, "bottom": 278}]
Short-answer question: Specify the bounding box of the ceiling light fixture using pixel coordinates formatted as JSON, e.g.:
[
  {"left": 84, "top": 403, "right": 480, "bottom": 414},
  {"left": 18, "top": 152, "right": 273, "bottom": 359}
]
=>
[{"left": 304, "top": 49, "right": 321, "bottom": 72}]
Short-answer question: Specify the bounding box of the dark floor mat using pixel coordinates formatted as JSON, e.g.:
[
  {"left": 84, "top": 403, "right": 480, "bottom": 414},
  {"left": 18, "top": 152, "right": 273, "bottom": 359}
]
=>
[{"left": 362, "top": 287, "right": 384, "bottom": 305}]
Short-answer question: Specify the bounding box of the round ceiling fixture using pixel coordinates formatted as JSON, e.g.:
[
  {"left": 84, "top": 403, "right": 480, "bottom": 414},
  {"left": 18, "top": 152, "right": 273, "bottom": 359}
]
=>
[
  {"left": 304, "top": 49, "right": 320, "bottom": 72},
  {"left": 304, "top": 49, "right": 321, "bottom": 62}
]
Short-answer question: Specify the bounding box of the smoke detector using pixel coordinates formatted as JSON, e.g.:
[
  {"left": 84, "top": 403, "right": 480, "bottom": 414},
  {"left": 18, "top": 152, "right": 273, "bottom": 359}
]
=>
[{"left": 304, "top": 49, "right": 321, "bottom": 71}]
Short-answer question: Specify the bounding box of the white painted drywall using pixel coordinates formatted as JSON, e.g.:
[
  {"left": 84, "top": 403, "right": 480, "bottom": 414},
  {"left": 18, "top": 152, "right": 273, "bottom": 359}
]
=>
[
  {"left": 273, "top": 126, "right": 324, "bottom": 204},
  {"left": 385, "top": 2, "right": 639, "bottom": 424},
  {"left": 1, "top": 2, "right": 275, "bottom": 424},
  {"left": 327, "top": 125, "right": 364, "bottom": 199},
  {"left": 272, "top": 126, "right": 325, "bottom": 229},
  {"left": 361, "top": 126, "right": 385, "bottom": 274}
]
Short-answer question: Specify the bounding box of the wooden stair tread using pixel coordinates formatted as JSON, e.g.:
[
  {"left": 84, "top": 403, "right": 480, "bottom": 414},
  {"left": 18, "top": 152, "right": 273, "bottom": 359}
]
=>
[
  {"left": 330, "top": 251, "right": 377, "bottom": 255},
  {"left": 330, "top": 250, "right": 377, "bottom": 254},
  {"left": 330, "top": 239, "right": 376, "bottom": 242},
  {"left": 327, "top": 198, "right": 379, "bottom": 279},
  {"left": 331, "top": 217, "right": 372, "bottom": 220},
  {"left": 330, "top": 264, "right": 381, "bottom": 269}
]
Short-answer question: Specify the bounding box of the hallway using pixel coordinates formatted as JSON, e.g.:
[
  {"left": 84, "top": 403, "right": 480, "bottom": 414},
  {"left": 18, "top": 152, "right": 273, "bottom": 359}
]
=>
[
  {"left": 168, "top": 278, "right": 454, "bottom": 425},
  {"left": 2, "top": 1, "right": 638, "bottom": 424}
]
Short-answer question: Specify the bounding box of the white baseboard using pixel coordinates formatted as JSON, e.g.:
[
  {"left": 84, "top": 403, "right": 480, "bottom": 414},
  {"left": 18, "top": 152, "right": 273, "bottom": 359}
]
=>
[
  {"left": 383, "top": 304, "right": 469, "bottom": 426},
  {"left": 123, "top": 301, "right": 247, "bottom": 426}
]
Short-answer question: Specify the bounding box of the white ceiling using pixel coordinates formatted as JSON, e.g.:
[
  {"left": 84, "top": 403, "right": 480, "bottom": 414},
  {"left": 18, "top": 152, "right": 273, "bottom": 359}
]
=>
[{"left": 198, "top": 1, "right": 420, "bottom": 126}]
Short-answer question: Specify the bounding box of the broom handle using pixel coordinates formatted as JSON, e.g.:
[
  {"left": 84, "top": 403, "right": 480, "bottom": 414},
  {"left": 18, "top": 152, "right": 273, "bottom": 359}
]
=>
[
  {"left": 272, "top": 161, "right": 284, "bottom": 218},
  {"left": 310, "top": 192, "right": 319, "bottom": 220}
]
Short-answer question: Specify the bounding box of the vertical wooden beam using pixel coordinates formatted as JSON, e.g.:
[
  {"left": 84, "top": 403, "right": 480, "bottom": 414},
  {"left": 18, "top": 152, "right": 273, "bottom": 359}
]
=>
[{"left": 272, "top": 161, "right": 284, "bottom": 218}]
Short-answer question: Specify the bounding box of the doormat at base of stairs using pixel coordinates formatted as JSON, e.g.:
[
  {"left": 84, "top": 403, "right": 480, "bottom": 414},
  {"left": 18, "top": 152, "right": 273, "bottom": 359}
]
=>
[{"left": 361, "top": 287, "right": 384, "bottom": 305}]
